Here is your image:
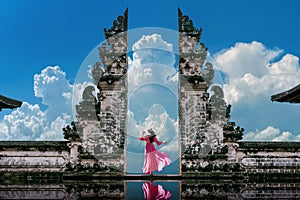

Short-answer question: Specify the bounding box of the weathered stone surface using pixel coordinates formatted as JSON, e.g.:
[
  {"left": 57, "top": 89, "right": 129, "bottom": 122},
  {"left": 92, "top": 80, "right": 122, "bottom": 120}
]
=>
[
  {"left": 1, "top": 180, "right": 300, "bottom": 199},
  {"left": 0, "top": 141, "right": 69, "bottom": 172},
  {"left": 71, "top": 9, "right": 128, "bottom": 173},
  {"left": 236, "top": 141, "right": 300, "bottom": 173},
  {"left": 177, "top": 8, "right": 300, "bottom": 176},
  {"left": 178, "top": 9, "right": 234, "bottom": 173}
]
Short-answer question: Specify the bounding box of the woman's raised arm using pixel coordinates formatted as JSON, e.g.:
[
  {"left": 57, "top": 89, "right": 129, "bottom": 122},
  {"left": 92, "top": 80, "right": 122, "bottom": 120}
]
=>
[{"left": 139, "top": 130, "right": 146, "bottom": 141}]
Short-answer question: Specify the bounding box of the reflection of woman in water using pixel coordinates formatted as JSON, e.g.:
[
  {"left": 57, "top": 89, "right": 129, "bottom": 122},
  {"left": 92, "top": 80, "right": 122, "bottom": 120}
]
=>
[
  {"left": 139, "top": 128, "right": 171, "bottom": 175},
  {"left": 142, "top": 182, "right": 172, "bottom": 200}
]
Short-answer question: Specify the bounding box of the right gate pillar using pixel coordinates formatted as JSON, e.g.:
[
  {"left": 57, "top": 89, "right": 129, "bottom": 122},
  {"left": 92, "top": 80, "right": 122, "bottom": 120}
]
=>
[{"left": 178, "top": 8, "right": 239, "bottom": 175}]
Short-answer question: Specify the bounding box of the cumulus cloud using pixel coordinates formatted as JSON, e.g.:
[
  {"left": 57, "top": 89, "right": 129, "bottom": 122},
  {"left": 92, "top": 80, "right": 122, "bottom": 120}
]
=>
[
  {"left": 215, "top": 41, "right": 300, "bottom": 104},
  {"left": 214, "top": 41, "right": 300, "bottom": 141},
  {"left": 295, "top": 134, "right": 300, "bottom": 141},
  {"left": 243, "top": 126, "right": 280, "bottom": 141},
  {"left": 34, "top": 66, "right": 73, "bottom": 121},
  {"left": 243, "top": 126, "right": 294, "bottom": 141},
  {"left": 128, "top": 34, "right": 177, "bottom": 91},
  {"left": 0, "top": 66, "right": 74, "bottom": 141},
  {"left": 0, "top": 102, "right": 45, "bottom": 140},
  {"left": 215, "top": 41, "right": 281, "bottom": 79},
  {"left": 272, "top": 131, "right": 293, "bottom": 141},
  {"left": 131, "top": 34, "right": 175, "bottom": 67},
  {"left": 127, "top": 33, "right": 178, "bottom": 121},
  {"left": 133, "top": 34, "right": 173, "bottom": 51},
  {"left": 37, "top": 114, "right": 72, "bottom": 141}
]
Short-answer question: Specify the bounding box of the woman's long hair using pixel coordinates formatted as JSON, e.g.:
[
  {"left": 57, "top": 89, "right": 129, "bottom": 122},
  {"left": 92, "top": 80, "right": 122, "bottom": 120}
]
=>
[{"left": 149, "top": 135, "right": 156, "bottom": 143}]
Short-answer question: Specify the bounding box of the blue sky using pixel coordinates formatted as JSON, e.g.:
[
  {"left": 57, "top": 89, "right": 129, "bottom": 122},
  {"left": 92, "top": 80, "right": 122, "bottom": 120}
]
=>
[
  {"left": 1, "top": 0, "right": 300, "bottom": 172},
  {"left": 1, "top": 0, "right": 300, "bottom": 103}
]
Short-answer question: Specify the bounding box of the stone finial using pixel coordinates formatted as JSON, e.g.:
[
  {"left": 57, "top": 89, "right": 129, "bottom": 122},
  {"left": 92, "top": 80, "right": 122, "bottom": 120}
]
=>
[
  {"left": 93, "top": 8, "right": 128, "bottom": 84},
  {"left": 178, "top": 8, "right": 208, "bottom": 80},
  {"left": 104, "top": 8, "right": 128, "bottom": 39}
]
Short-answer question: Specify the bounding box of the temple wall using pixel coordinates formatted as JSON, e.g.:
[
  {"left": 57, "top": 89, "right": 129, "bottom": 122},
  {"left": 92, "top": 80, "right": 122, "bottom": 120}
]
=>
[
  {"left": 0, "top": 182, "right": 125, "bottom": 200},
  {"left": 180, "top": 140, "right": 300, "bottom": 174},
  {"left": 181, "top": 181, "right": 300, "bottom": 200},
  {"left": 0, "top": 141, "right": 70, "bottom": 172},
  {"left": 0, "top": 185, "right": 66, "bottom": 200},
  {"left": 235, "top": 142, "right": 300, "bottom": 173},
  {"left": 1, "top": 140, "right": 300, "bottom": 174}
]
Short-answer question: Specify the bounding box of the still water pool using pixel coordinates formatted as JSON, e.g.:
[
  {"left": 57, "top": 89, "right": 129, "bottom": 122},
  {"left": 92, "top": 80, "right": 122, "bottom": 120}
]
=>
[{"left": 1, "top": 178, "right": 300, "bottom": 199}]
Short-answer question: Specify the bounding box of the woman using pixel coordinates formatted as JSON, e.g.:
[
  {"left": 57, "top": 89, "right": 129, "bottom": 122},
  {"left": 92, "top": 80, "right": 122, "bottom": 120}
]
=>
[{"left": 139, "top": 128, "right": 171, "bottom": 175}]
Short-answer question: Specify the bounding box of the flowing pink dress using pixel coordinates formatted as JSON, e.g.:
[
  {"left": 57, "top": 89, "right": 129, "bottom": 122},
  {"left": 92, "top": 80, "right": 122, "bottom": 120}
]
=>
[
  {"left": 139, "top": 136, "right": 171, "bottom": 174},
  {"left": 142, "top": 182, "right": 172, "bottom": 200}
]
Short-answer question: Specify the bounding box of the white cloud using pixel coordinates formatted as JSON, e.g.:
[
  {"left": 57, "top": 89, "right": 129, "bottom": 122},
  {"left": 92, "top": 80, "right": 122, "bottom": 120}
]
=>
[
  {"left": 127, "top": 34, "right": 178, "bottom": 121},
  {"left": 127, "top": 110, "right": 142, "bottom": 132},
  {"left": 130, "top": 34, "right": 175, "bottom": 68},
  {"left": 37, "top": 114, "right": 72, "bottom": 141},
  {"left": 62, "top": 92, "right": 72, "bottom": 100},
  {"left": 127, "top": 34, "right": 179, "bottom": 144},
  {"left": 295, "top": 134, "right": 300, "bottom": 140},
  {"left": 0, "top": 66, "right": 74, "bottom": 141},
  {"left": 34, "top": 66, "right": 70, "bottom": 99},
  {"left": 215, "top": 41, "right": 281, "bottom": 79},
  {"left": 128, "top": 34, "right": 177, "bottom": 92},
  {"left": 215, "top": 41, "right": 300, "bottom": 104},
  {"left": 0, "top": 102, "right": 45, "bottom": 140},
  {"left": 214, "top": 41, "right": 300, "bottom": 141},
  {"left": 272, "top": 131, "right": 293, "bottom": 141},
  {"left": 132, "top": 34, "right": 173, "bottom": 52},
  {"left": 243, "top": 126, "right": 280, "bottom": 141},
  {"left": 243, "top": 126, "right": 294, "bottom": 141},
  {"left": 143, "top": 104, "right": 178, "bottom": 142},
  {"left": 33, "top": 66, "right": 73, "bottom": 121}
]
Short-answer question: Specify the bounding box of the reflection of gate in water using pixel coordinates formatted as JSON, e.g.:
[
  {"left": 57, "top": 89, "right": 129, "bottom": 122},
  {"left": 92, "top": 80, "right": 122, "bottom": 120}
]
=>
[{"left": 0, "top": 180, "right": 299, "bottom": 199}]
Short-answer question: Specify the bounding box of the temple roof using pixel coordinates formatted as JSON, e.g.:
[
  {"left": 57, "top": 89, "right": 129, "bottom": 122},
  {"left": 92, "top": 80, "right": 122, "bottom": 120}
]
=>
[
  {"left": 271, "top": 84, "right": 300, "bottom": 103},
  {"left": 0, "top": 94, "right": 22, "bottom": 111}
]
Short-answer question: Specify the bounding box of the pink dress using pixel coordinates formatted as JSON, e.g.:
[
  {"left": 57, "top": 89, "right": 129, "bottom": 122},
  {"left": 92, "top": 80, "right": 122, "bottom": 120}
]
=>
[
  {"left": 142, "top": 182, "right": 172, "bottom": 200},
  {"left": 139, "top": 136, "right": 171, "bottom": 174}
]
